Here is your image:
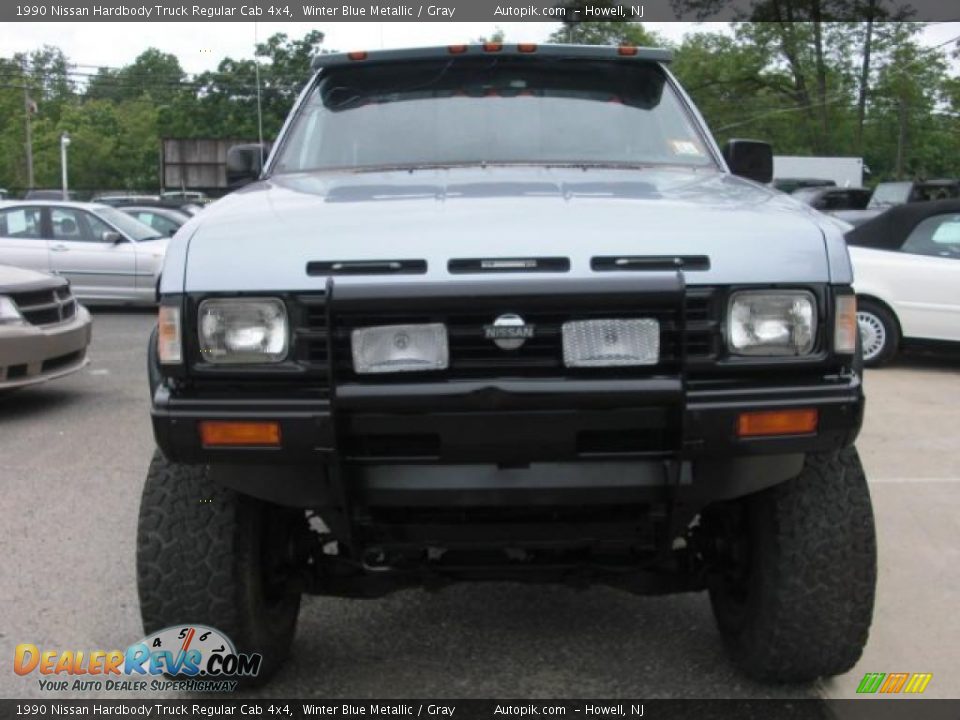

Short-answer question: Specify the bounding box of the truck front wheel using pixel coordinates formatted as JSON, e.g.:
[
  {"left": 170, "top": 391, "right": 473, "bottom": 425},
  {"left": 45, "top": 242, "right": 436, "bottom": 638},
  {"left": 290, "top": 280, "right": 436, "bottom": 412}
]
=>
[
  {"left": 136, "top": 451, "right": 304, "bottom": 685},
  {"left": 705, "top": 447, "right": 877, "bottom": 682}
]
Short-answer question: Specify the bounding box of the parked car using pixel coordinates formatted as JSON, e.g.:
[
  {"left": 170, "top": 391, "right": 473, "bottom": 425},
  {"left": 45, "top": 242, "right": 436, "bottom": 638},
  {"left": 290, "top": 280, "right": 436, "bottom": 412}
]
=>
[
  {"left": 773, "top": 177, "right": 835, "bottom": 194},
  {"left": 0, "top": 263, "right": 92, "bottom": 390},
  {"left": 96, "top": 193, "right": 205, "bottom": 218},
  {"left": 867, "top": 179, "right": 960, "bottom": 209},
  {"left": 140, "top": 45, "right": 875, "bottom": 686},
  {"left": 24, "top": 189, "right": 82, "bottom": 201},
  {"left": 118, "top": 205, "right": 190, "bottom": 237},
  {"left": 92, "top": 193, "right": 162, "bottom": 205},
  {"left": 161, "top": 190, "right": 210, "bottom": 204},
  {"left": 792, "top": 186, "right": 872, "bottom": 212},
  {"left": 847, "top": 199, "right": 960, "bottom": 365},
  {"left": 832, "top": 208, "right": 883, "bottom": 227},
  {"left": 0, "top": 200, "right": 169, "bottom": 305}
]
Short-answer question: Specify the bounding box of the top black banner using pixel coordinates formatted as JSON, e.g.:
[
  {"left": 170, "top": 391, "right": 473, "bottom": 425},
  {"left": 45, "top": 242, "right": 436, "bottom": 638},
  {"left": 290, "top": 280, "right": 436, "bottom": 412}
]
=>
[{"left": 3, "top": 0, "right": 958, "bottom": 22}]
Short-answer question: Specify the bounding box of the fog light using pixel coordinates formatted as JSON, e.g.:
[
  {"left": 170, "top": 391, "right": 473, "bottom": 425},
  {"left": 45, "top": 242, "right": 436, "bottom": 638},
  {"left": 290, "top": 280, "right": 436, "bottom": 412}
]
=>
[
  {"left": 351, "top": 323, "right": 448, "bottom": 374},
  {"left": 562, "top": 318, "right": 659, "bottom": 367}
]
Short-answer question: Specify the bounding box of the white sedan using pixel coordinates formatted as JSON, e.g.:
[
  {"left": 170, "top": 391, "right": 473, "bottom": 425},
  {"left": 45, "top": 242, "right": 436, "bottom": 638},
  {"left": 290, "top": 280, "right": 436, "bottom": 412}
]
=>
[
  {"left": 847, "top": 200, "right": 960, "bottom": 365},
  {"left": 0, "top": 200, "right": 170, "bottom": 305}
]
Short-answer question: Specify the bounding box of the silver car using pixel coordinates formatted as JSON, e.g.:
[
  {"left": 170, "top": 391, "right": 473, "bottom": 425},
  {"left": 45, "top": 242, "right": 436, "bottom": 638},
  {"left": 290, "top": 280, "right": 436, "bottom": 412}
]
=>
[
  {"left": 0, "top": 200, "right": 169, "bottom": 305},
  {"left": 0, "top": 263, "right": 92, "bottom": 390}
]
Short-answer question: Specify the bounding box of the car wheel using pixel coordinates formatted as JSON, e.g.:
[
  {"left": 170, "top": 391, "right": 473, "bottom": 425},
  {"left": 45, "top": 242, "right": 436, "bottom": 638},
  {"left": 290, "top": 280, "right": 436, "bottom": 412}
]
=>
[
  {"left": 705, "top": 447, "right": 876, "bottom": 682},
  {"left": 856, "top": 299, "right": 899, "bottom": 367},
  {"left": 136, "top": 450, "right": 304, "bottom": 685}
]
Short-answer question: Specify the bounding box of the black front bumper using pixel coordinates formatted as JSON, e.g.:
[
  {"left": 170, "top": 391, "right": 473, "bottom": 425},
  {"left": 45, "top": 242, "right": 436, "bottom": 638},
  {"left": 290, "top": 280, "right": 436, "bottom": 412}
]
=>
[{"left": 151, "top": 372, "right": 863, "bottom": 507}]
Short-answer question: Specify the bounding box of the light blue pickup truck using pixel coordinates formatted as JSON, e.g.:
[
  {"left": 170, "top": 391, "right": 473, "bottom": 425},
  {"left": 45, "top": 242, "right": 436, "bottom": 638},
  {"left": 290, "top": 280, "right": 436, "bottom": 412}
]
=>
[{"left": 137, "top": 44, "right": 875, "bottom": 686}]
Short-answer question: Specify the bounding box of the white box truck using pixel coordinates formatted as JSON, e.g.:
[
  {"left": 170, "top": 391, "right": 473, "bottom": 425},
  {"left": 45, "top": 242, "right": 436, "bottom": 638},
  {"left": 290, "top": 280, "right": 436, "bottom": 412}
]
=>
[{"left": 773, "top": 156, "right": 864, "bottom": 188}]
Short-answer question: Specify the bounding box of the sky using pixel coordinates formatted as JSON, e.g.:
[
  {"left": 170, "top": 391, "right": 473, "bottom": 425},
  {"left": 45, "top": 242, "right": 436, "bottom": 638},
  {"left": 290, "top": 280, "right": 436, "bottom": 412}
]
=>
[{"left": 0, "top": 21, "right": 956, "bottom": 75}]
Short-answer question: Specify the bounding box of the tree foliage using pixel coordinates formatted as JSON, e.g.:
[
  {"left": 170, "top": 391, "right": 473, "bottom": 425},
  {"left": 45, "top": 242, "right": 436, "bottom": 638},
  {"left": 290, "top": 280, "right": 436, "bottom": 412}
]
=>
[{"left": 547, "top": 17, "right": 958, "bottom": 182}]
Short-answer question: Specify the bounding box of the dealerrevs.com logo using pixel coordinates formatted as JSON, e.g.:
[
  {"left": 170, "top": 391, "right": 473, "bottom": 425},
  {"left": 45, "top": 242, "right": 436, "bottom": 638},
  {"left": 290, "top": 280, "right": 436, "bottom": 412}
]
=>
[{"left": 14, "top": 625, "right": 261, "bottom": 693}]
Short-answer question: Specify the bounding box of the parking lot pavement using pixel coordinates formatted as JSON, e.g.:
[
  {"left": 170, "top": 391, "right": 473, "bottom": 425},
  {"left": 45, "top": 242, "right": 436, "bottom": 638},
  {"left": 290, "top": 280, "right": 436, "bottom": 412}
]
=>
[{"left": 1, "top": 310, "right": 957, "bottom": 701}]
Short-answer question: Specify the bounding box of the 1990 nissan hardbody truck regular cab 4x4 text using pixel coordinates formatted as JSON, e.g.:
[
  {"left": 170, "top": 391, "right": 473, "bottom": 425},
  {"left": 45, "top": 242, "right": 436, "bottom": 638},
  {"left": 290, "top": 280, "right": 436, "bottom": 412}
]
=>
[{"left": 138, "top": 44, "right": 875, "bottom": 685}]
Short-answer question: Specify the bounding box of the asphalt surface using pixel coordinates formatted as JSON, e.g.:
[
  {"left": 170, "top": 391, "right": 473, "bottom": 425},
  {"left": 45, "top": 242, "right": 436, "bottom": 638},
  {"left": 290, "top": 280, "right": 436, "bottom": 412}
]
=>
[{"left": 1, "top": 309, "right": 958, "bottom": 703}]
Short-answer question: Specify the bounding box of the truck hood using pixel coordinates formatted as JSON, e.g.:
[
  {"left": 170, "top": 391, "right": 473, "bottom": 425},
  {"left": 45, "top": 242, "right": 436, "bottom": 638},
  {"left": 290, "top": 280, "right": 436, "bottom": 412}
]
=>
[{"left": 179, "top": 166, "right": 837, "bottom": 292}]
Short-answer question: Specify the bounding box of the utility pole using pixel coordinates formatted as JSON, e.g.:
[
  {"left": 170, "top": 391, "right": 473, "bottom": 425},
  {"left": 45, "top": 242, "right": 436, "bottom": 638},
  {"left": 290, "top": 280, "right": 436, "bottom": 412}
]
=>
[{"left": 22, "top": 60, "right": 34, "bottom": 189}]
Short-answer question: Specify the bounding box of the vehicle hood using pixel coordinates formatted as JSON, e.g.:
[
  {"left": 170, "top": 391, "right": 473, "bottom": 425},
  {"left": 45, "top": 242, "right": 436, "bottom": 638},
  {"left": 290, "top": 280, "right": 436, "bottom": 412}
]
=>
[
  {"left": 0, "top": 263, "right": 64, "bottom": 292},
  {"left": 178, "top": 167, "right": 840, "bottom": 292}
]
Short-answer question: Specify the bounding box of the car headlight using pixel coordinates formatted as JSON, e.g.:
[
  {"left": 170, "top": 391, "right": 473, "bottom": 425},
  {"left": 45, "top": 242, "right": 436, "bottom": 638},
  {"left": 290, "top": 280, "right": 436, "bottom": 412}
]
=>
[
  {"left": 352, "top": 323, "right": 448, "bottom": 374},
  {"left": 562, "top": 318, "right": 660, "bottom": 367},
  {"left": 0, "top": 296, "right": 25, "bottom": 326},
  {"left": 728, "top": 291, "right": 816, "bottom": 356},
  {"left": 198, "top": 298, "right": 288, "bottom": 364}
]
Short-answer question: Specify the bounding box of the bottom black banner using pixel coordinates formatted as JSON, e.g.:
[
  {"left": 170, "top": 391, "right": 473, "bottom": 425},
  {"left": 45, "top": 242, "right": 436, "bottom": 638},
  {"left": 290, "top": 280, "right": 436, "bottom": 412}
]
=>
[{"left": 2, "top": 700, "right": 960, "bottom": 720}]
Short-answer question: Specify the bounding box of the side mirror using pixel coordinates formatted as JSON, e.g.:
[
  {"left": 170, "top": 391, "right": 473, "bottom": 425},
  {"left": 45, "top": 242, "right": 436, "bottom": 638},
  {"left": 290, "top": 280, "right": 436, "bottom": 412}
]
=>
[
  {"left": 102, "top": 230, "right": 123, "bottom": 244},
  {"left": 722, "top": 139, "right": 774, "bottom": 184},
  {"left": 226, "top": 143, "right": 270, "bottom": 189}
]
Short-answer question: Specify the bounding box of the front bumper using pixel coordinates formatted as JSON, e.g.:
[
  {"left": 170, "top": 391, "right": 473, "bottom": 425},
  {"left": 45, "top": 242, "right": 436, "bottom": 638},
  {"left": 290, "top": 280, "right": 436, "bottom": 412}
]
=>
[
  {"left": 0, "top": 306, "right": 92, "bottom": 389},
  {"left": 151, "top": 372, "right": 863, "bottom": 506}
]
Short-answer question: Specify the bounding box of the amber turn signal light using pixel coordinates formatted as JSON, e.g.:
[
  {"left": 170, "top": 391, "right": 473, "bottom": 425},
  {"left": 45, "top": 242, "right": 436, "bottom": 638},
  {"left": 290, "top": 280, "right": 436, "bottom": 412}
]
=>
[
  {"left": 737, "top": 409, "right": 818, "bottom": 438},
  {"left": 199, "top": 421, "right": 281, "bottom": 447}
]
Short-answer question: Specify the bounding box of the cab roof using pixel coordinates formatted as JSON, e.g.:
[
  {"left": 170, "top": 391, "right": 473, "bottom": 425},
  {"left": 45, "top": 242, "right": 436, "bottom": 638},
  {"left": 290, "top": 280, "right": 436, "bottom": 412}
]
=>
[{"left": 311, "top": 44, "right": 673, "bottom": 72}]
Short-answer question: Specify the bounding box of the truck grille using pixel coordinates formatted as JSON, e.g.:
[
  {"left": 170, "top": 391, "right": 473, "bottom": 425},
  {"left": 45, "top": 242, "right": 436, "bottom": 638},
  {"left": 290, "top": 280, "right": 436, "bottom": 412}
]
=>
[
  {"left": 9, "top": 285, "right": 77, "bottom": 326},
  {"left": 292, "top": 287, "right": 720, "bottom": 382}
]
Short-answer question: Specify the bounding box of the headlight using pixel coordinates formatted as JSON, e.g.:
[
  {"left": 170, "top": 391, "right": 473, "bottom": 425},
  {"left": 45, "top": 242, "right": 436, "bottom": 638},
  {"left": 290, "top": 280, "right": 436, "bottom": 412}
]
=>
[
  {"left": 728, "top": 291, "right": 816, "bottom": 356},
  {"left": 198, "top": 298, "right": 288, "bottom": 364},
  {"left": 0, "top": 296, "right": 25, "bottom": 326},
  {"left": 562, "top": 318, "right": 660, "bottom": 367},
  {"left": 352, "top": 323, "right": 448, "bottom": 374}
]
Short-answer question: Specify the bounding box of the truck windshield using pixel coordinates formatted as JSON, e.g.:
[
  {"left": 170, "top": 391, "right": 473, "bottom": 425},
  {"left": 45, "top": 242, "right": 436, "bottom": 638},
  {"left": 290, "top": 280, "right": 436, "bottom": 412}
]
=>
[{"left": 272, "top": 58, "right": 716, "bottom": 173}]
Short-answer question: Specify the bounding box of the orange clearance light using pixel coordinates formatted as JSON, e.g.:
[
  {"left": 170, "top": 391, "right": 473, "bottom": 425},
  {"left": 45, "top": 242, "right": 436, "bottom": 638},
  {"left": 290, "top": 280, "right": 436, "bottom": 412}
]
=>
[
  {"left": 483, "top": 42, "right": 503, "bottom": 52},
  {"left": 618, "top": 46, "right": 639, "bottom": 56},
  {"left": 347, "top": 51, "right": 368, "bottom": 61},
  {"left": 199, "top": 421, "right": 281, "bottom": 447},
  {"left": 517, "top": 43, "right": 538, "bottom": 53},
  {"left": 448, "top": 45, "right": 468, "bottom": 54},
  {"left": 737, "top": 409, "right": 818, "bottom": 438}
]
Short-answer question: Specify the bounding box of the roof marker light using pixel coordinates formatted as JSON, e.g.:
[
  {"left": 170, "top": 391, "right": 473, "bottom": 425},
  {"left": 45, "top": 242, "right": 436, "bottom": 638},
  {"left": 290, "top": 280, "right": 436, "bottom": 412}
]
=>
[
  {"left": 347, "top": 51, "right": 368, "bottom": 61},
  {"left": 618, "top": 46, "right": 639, "bottom": 56},
  {"left": 448, "top": 45, "right": 468, "bottom": 54},
  {"left": 517, "top": 43, "right": 538, "bottom": 53},
  {"left": 483, "top": 42, "right": 503, "bottom": 52}
]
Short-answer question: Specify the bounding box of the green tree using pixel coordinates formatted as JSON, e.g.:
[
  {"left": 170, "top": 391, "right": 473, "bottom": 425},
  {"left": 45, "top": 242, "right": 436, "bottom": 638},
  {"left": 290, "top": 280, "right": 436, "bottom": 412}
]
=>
[
  {"left": 86, "top": 48, "right": 187, "bottom": 105},
  {"left": 547, "top": 21, "right": 664, "bottom": 47}
]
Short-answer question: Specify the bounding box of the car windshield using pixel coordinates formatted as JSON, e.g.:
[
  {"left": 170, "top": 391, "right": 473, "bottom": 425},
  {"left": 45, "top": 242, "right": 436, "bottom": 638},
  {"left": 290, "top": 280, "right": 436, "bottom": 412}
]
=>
[
  {"left": 273, "top": 58, "right": 716, "bottom": 173},
  {"left": 93, "top": 206, "right": 164, "bottom": 241}
]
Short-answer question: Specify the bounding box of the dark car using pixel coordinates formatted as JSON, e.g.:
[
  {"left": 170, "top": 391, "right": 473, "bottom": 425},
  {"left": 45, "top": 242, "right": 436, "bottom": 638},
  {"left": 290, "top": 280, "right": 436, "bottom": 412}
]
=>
[
  {"left": 140, "top": 45, "right": 874, "bottom": 686},
  {"left": 773, "top": 177, "right": 836, "bottom": 194},
  {"left": 792, "top": 186, "right": 872, "bottom": 212},
  {"left": 868, "top": 179, "right": 960, "bottom": 209},
  {"left": 118, "top": 205, "right": 190, "bottom": 237}
]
